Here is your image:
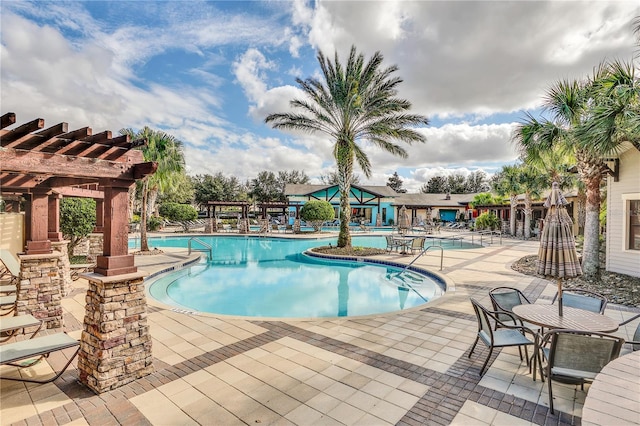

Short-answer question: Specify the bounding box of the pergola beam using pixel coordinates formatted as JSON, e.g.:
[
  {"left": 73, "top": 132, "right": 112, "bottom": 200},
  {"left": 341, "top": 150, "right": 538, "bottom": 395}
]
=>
[{"left": 0, "top": 118, "right": 45, "bottom": 143}]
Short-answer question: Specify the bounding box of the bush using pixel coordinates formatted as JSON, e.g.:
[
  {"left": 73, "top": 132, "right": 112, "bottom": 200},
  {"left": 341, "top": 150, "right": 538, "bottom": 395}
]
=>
[
  {"left": 158, "top": 202, "right": 198, "bottom": 231},
  {"left": 474, "top": 212, "right": 500, "bottom": 231},
  {"left": 147, "top": 216, "right": 164, "bottom": 231},
  {"left": 60, "top": 197, "right": 96, "bottom": 256},
  {"left": 300, "top": 200, "right": 335, "bottom": 232}
]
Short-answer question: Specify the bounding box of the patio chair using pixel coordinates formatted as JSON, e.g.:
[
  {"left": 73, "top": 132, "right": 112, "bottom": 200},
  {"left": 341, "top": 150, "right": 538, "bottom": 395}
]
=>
[
  {"left": 468, "top": 298, "right": 537, "bottom": 377},
  {"left": 0, "top": 332, "right": 80, "bottom": 383},
  {"left": 408, "top": 237, "right": 426, "bottom": 254},
  {"left": 0, "top": 314, "right": 42, "bottom": 343},
  {"left": 619, "top": 313, "right": 640, "bottom": 351},
  {"left": 537, "top": 329, "right": 624, "bottom": 414},
  {"left": 0, "top": 295, "right": 17, "bottom": 316},
  {"left": 385, "top": 235, "right": 402, "bottom": 253},
  {"left": 552, "top": 289, "right": 607, "bottom": 314},
  {"left": 489, "top": 287, "right": 533, "bottom": 328}
]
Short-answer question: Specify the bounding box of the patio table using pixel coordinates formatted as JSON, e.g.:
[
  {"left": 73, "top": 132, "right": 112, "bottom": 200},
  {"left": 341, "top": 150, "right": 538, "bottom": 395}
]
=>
[
  {"left": 512, "top": 304, "right": 619, "bottom": 333},
  {"left": 392, "top": 236, "right": 414, "bottom": 254},
  {"left": 582, "top": 351, "right": 640, "bottom": 425}
]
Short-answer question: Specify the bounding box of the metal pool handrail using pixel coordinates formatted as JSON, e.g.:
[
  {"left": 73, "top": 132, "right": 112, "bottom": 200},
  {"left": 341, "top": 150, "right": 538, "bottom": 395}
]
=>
[
  {"left": 188, "top": 237, "right": 212, "bottom": 260},
  {"left": 397, "top": 245, "right": 444, "bottom": 274}
]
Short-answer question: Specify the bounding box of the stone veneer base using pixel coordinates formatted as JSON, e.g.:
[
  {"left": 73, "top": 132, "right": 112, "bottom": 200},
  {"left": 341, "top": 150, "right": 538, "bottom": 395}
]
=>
[{"left": 77, "top": 270, "right": 154, "bottom": 394}]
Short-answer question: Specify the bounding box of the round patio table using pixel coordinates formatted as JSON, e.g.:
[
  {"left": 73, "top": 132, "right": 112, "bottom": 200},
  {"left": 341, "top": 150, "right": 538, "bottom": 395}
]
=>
[
  {"left": 582, "top": 351, "right": 640, "bottom": 425},
  {"left": 512, "top": 304, "right": 619, "bottom": 333}
]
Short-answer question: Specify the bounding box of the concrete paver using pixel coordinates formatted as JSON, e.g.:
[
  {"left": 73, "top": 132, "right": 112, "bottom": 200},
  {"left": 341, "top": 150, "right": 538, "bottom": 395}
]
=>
[{"left": 1, "top": 233, "right": 637, "bottom": 426}]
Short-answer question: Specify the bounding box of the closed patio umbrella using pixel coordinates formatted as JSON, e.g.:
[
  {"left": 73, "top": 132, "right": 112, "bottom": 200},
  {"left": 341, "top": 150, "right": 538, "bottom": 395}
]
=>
[
  {"left": 537, "top": 182, "right": 582, "bottom": 316},
  {"left": 398, "top": 206, "right": 411, "bottom": 234}
]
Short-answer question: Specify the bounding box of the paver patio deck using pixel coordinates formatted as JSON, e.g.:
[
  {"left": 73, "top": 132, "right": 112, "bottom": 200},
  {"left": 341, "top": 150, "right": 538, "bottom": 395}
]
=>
[{"left": 1, "top": 233, "right": 638, "bottom": 426}]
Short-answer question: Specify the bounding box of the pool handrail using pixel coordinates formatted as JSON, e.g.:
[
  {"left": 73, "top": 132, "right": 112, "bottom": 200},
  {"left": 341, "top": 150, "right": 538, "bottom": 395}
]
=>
[{"left": 188, "top": 237, "right": 212, "bottom": 260}]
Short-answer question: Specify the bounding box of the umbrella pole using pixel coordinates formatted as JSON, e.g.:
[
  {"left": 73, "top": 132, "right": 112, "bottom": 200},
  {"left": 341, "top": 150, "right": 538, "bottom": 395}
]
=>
[{"left": 557, "top": 278, "right": 563, "bottom": 317}]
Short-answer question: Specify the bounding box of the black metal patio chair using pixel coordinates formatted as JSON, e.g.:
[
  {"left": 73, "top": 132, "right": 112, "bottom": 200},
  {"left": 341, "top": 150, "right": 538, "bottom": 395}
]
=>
[
  {"left": 619, "top": 313, "right": 640, "bottom": 351},
  {"left": 468, "top": 298, "right": 537, "bottom": 377},
  {"left": 552, "top": 288, "right": 607, "bottom": 314}
]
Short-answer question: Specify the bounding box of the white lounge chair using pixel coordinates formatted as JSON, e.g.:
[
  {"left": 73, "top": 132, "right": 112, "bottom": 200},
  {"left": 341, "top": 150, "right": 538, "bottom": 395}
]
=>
[{"left": 0, "top": 332, "right": 80, "bottom": 383}]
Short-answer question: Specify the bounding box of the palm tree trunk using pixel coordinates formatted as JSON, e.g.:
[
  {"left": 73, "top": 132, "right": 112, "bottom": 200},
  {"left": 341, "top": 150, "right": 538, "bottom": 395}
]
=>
[
  {"left": 510, "top": 194, "right": 517, "bottom": 236},
  {"left": 148, "top": 187, "right": 159, "bottom": 217},
  {"left": 140, "top": 179, "right": 150, "bottom": 252},
  {"left": 336, "top": 143, "right": 353, "bottom": 248},
  {"left": 576, "top": 152, "right": 605, "bottom": 276},
  {"left": 524, "top": 194, "right": 532, "bottom": 239}
]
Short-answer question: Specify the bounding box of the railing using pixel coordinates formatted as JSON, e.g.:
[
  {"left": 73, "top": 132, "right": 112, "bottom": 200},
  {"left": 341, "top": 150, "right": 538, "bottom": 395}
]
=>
[
  {"left": 397, "top": 245, "right": 444, "bottom": 274},
  {"left": 188, "top": 237, "right": 212, "bottom": 260}
]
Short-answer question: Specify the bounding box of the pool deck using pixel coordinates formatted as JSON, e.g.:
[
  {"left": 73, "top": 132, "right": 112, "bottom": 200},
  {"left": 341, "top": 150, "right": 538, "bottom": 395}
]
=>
[{"left": 2, "top": 232, "right": 639, "bottom": 426}]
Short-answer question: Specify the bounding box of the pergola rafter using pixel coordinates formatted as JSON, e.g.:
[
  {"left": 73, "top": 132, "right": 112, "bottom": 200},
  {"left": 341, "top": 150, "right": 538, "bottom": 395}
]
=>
[{"left": 0, "top": 112, "right": 156, "bottom": 275}]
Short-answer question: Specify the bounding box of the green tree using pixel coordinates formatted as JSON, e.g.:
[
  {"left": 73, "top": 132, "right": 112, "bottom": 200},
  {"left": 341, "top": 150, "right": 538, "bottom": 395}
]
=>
[
  {"left": 492, "top": 164, "right": 523, "bottom": 236},
  {"left": 158, "top": 172, "right": 194, "bottom": 205},
  {"left": 249, "top": 171, "right": 281, "bottom": 203},
  {"left": 120, "top": 127, "right": 185, "bottom": 252},
  {"left": 474, "top": 212, "right": 501, "bottom": 231},
  {"left": 192, "top": 173, "right": 246, "bottom": 206},
  {"left": 60, "top": 197, "right": 96, "bottom": 257},
  {"left": 266, "top": 46, "right": 428, "bottom": 247},
  {"left": 420, "top": 175, "right": 447, "bottom": 193},
  {"left": 512, "top": 79, "right": 609, "bottom": 275},
  {"left": 465, "top": 170, "right": 490, "bottom": 193},
  {"left": 159, "top": 202, "right": 198, "bottom": 232},
  {"left": 277, "top": 170, "right": 310, "bottom": 202},
  {"left": 300, "top": 200, "right": 335, "bottom": 232},
  {"left": 386, "top": 172, "right": 407, "bottom": 193},
  {"left": 470, "top": 192, "right": 501, "bottom": 208},
  {"left": 446, "top": 172, "right": 467, "bottom": 193}
]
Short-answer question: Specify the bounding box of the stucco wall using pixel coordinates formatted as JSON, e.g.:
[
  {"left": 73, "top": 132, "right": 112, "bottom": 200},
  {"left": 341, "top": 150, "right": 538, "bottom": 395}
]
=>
[
  {"left": 606, "top": 148, "right": 640, "bottom": 277},
  {"left": 0, "top": 212, "right": 24, "bottom": 273}
]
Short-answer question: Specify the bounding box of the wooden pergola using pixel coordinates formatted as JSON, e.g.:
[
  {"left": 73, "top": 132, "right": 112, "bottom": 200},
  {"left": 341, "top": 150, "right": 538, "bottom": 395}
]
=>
[{"left": 0, "top": 112, "right": 156, "bottom": 275}]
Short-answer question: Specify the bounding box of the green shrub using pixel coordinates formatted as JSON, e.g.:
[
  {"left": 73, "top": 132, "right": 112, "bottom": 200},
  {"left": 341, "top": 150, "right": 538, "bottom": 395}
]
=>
[
  {"left": 60, "top": 197, "right": 96, "bottom": 257},
  {"left": 147, "top": 216, "right": 164, "bottom": 231},
  {"left": 474, "top": 212, "right": 500, "bottom": 230},
  {"left": 158, "top": 202, "right": 198, "bottom": 231},
  {"left": 300, "top": 200, "right": 335, "bottom": 232}
]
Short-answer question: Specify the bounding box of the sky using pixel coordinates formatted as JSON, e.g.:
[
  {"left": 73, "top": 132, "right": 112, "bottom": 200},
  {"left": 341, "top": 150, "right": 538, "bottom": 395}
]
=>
[{"left": 1, "top": 1, "right": 639, "bottom": 192}]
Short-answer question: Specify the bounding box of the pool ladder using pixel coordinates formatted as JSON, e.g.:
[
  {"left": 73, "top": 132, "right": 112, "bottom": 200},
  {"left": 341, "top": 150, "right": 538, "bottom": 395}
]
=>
[{"left": 188, "top": 237, "right": 212, "bottom": 260}]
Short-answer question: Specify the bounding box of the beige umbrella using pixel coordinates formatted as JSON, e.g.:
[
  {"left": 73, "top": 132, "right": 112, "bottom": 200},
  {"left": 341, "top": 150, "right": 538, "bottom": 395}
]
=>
[
  {"left": 537, "top": 182, "right": 582, "bottom": 316},
  {"left": 398, "top": 206, "right": 411, "bottom": 234}
]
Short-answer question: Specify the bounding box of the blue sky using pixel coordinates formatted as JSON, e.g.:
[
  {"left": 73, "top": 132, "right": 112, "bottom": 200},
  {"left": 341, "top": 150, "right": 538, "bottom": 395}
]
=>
[{"left": 2, "top": 1, "right": 638, "bottom": 191}]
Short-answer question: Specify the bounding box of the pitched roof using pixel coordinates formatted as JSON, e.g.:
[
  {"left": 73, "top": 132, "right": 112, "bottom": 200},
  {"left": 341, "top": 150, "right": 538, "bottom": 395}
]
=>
[
  {"left": 392, "top": 193, "right": 478, "bottom": 207},
  {"left": 285, "top": 184, "right": 399, "bottom": 197}
]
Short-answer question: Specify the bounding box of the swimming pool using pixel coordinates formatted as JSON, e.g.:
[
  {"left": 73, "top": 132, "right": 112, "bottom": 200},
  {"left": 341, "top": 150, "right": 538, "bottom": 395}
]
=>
[{"left": 142, "top": 236, "right": 449, "bottom": 318}]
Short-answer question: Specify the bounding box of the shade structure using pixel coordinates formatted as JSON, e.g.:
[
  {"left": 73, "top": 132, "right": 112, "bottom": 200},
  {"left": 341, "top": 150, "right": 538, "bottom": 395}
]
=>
[
  {"left": 537, "top": 182, "right": 582, "bottom": 315},
  {"left": 398, "top": 205, "right": 411, "bottom": 234}
]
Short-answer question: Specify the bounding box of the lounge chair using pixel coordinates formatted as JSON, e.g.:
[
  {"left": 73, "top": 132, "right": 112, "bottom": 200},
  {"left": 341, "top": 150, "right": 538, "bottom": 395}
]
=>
[
  {"left": 0, "top": 332, "right": 80, "bottom": 383},
  {"left": 69, "top": 263, "right": 96, "bottom": 281},
  {"left": 0, "top": 314, "right": 42, "bottom": 343},
  {"left": 0, "top": 295, "right": 17, "bottom": 316}
]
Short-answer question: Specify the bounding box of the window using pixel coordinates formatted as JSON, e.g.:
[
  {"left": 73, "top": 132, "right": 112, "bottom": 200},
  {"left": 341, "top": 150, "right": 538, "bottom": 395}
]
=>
[{"left": 629, "top": 199, "right": 640, "bottom": 250}]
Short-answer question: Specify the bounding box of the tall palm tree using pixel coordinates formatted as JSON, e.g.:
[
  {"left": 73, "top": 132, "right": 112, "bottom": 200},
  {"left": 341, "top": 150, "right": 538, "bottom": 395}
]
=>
[
  {"left": 492, "top": 164, "right": 523, "bottom": 236},
  {"left": 265, "top": 46, "right": 428, "bottom": 247},
  {"left": 513, "top": 78, "right": 611, "bottom": 276},
  {"left": 120, "top": 127, "right": 186, "bottom": 252}
]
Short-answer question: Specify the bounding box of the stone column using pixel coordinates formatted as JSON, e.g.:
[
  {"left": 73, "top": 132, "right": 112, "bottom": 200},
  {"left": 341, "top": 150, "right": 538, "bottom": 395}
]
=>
[
  {"left": 17, "top": 252, "right": 64, "bottom": 329},
  {"left": 294, "top": 218, "right": 301, "bottom": 233},
  {"left": 51, "top": 240, "right": 72, "bottom": 297},
  {"left": 77, "top": 271, "right": 153, "bottom": 393},
  {"left": 376, "top": 213, "right": 382, "bottom": 227}
]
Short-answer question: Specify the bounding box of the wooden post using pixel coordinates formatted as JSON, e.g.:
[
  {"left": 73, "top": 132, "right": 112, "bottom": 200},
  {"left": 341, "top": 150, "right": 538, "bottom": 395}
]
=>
[
  {"left": 94, "top": 180, "right": 136, "bottom": 276},
  {"left": 24, "top": 191, "right": 52, "bottom": 254},
  {"left": 48, "top": 193, "right": 63, "bottom": 242},
  {"left": 94, "top": 198, "right": 104, "bottom": 233}
]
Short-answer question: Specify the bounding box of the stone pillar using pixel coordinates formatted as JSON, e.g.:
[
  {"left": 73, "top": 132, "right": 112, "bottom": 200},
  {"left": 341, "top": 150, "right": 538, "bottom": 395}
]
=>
[
  {"left": 17, "top": 252, "right": 64, "bottom": 329},
  {"left": 376, "top": 213, "right": 382, "bottom": 227},
  {"left": 205, "top": 217, "right": 215, "bottom": 233},
  {"left": 51, "top": 240, "right": 72, "bottom": 297},
  {"left": 294, "top": 218, "right": 301, "bottom": 233},
  {"left": 78, "top": 271, "right": 153, "bottom": 393},
  {"left": 88, "top": 233, "right": 104, "bottom": 263}
]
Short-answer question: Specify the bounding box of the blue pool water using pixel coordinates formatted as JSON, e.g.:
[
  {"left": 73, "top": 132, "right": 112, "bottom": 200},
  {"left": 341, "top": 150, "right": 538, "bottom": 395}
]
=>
[{"left": 142, "top": 236, "right": 451, "bottom": 318}]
